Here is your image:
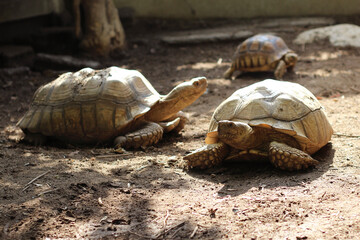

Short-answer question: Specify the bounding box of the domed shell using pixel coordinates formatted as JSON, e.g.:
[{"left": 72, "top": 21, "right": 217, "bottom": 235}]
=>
[
  {"left": 234, "top": 34, "right": 291, "bottom": 69},
  {"left": 17, "top": 67, "right": 161, "bottom": 143},
  {"left": 207, "top": 79, "right": 333, "bottom": 154}
]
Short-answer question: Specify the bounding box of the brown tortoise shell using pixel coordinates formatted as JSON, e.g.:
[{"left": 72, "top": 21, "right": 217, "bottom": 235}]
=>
[{"left": 231, "top": 34, "right": 293, "bottom": 72}]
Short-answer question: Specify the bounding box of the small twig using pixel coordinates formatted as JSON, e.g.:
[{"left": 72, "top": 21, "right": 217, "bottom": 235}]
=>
[
  {"left": 241, "top": 195, "right": 280, "bottom": 202},
  {"left": 194, "top": 223, "right": 209, "bottom": 228},
  {"left": 321, "top": 191, "right": 327, "bottom": 199},
  {"left": 129, "top": 220, "right": 185, "bottom": 239},
  {"left": 22, "top": 185, "right": 31, "bottom": 192},
  {"left": 130, "top": 215, "right": 162, "bottom": 229},
  {"left": 163, "top": 210, "right": 170, "bottom": 229},
  {"left": 22, "top": 170, "right": 50, "bottom": 191},
  {"left": 350, "top": 86, "right": 360, "bottom": 93},
  {"left": 169, "top": 227, "right": 182, "bottom": 239},
  {"left": 128, "top": 231, "right": 156, "bottom": 239},
  {"left": 153, "top": 210, "right": 170, "bottom": 239},
  {"left": 25, "top": 170, "right": 50, "bottom": 186},
  {"left": 334, "top": 88, "right": 350, "bottom": 93},
  {"left": 36, "top": 188, "right": 58, "bottom": 197},
  {"left": 95, "top": 154, "right": 131, "bottom": 158},
  {"left": 334, "top": 133, "right": 360, "bottom": 138},
  {"left": 154, "top": 221, "right": 186, "bottom": 239},
  {"left": 135, "top": 165, "right": 150, "bottom": 171},
  {"left": 189, "top": 225, "right": 198, "bottom": 238}
]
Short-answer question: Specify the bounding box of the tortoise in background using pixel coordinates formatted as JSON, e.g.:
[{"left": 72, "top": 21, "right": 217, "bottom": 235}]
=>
[
  {"left": 17, "top": 67, "right": 207, "bottom": 149},
  {"left": 224, "top": 34, "right": 298, "bottom": 80},
  {"left": 184, "top": 79, "right": 333, "bottom": 171}
]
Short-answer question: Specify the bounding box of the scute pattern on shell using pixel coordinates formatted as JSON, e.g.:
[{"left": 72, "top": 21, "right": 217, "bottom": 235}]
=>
[
  {"left": 207, "top": 79, "right": 333, "bottom": 155},
  {"left": 17, "top": 67, "right": 161, "bottom": 143},
  {"left": 233, "top": 34, "right": 290, "bottom": 70}
]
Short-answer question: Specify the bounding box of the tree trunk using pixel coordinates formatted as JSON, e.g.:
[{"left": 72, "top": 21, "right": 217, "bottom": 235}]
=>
[{"left": 73, "top": 0, "right": 126, "bottom": 56}]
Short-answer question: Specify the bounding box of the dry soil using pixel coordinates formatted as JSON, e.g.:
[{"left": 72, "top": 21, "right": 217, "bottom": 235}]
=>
[{"left": 1, "top": 18, "right": 360, "bottom": 239}]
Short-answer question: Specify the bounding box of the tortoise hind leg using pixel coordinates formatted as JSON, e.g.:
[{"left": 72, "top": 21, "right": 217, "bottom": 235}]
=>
[
  {"left": 184, "top": 142, "right": 229, "bottom": 169},
  {"left": 114, "top": 122, "right": 163, "bottom": 149},
  {"left": 269, "top": 141, "right": 319, "bottom": 171}
]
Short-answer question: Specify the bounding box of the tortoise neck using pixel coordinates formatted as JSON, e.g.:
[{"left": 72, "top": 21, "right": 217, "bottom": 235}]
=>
[
  {"left": 144, "top": 77, "right": 207, "bottom": 122},
  {"left": 253, "top": 127, "right": 300, "bottom": 149},
  {"left": 239, "top": 127, "right": 261, "bottom": 149},
  {"left": 220, "top": 124, "right": 260, "bottom": 150},
  {"left": 144, "top": 98, "right": 179, "bottom": 122}
]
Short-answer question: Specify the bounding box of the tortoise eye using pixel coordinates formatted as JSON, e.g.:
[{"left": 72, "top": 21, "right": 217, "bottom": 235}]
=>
[{"left": 193, "top": 81, "right": 199, "bottom": 87}]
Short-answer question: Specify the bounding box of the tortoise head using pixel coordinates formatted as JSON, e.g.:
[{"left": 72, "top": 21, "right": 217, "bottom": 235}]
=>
[
  {"left": 164, "top": 76, "right": 207, "bottom": 102},
  {"left": 145, "top": 77, "right": 207, "bottom": 122},
  {"left": 284, "top": 52, "right": 298, "bottom": 68},
  {"left": 218, "top": 120, "right": 256, "bottom": 149}
]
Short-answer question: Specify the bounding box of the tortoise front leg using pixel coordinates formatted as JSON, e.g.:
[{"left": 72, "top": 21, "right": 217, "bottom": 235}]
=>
[
  {"left": 114, "top": 122, "right": 163, "bottom": 149},
  {"left": 170, "top": 111, "right": 189, "bottom": 133},
  {"left": 158, "top": 111, "right": 189, "bottom": 134},
  {"left": 274, "top": 60, "right": 287, "bottom": 79},
  {"left": 224, "top": 66, "right": 235, "bottom": 79},
  {"left": 269, "top": 141, "right": 319, "bottom": 171},
  {"left": 158, "top": 117, "right": 181, "bottom": 133},
  {"left": 184, "top": 142, "right": 229, "bottom": 169}
]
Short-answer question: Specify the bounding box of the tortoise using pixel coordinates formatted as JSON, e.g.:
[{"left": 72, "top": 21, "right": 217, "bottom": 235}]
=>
[
  {"left": 184, "top": 79, "right": 333, "bottom": 171},
  {"left": 224, "top": 34, "right": 298, "bottom": 80},
  {"left": 17, "top": 67, "right": 207, "bottom": 149}
]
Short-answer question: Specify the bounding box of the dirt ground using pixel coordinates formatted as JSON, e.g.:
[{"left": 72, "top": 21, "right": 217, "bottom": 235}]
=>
[{"left": 1, "top": 17, "right": 360, "bottom": 239}]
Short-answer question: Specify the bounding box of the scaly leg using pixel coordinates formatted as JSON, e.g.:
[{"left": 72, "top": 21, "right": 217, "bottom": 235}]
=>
[
  {"left": 169, "top": 111, "right": 189, "bottom": 133},
  {"left": 269, "top": 141, "right": 319, "bottom": 171},
  {"left": 184, "top": 142, "right": 229, "bottom": 169},
  {"left": 114, "top": 122, "right": 163, "bottom": 149},
  {"left": 224, "top": 66, "right": 235, "bottom": 79},
  {"left": 274, "top": 60, "right": 287, "bottom": 79},
  {"left": 158, "top": 117, "right": 181, "bottom": 133}
]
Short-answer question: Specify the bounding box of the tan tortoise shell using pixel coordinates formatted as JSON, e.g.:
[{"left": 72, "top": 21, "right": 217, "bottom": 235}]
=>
[
  {"left": 206, "top": 80, "right": 333, "bottom": 155},
  {"left": 17, "top": 67, "right": 161, "bottom": 143}
]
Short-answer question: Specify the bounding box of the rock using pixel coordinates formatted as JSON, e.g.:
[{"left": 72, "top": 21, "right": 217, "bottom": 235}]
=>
[
  {"left": 168, "top": 155, "right": 178, "bottom": 161},
  {"left": 294, "top": 24, "right": 360, "bottom": 47}
]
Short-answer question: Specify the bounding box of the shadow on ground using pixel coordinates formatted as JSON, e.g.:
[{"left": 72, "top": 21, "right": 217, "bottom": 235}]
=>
[{"left": 187, "top": 143, "right": 335, "bottom": 197}]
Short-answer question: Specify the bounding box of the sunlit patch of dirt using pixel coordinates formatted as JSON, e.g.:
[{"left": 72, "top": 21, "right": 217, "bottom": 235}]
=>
[{"left": 1, "top": 19, "right": 360, "bottom": 239}]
